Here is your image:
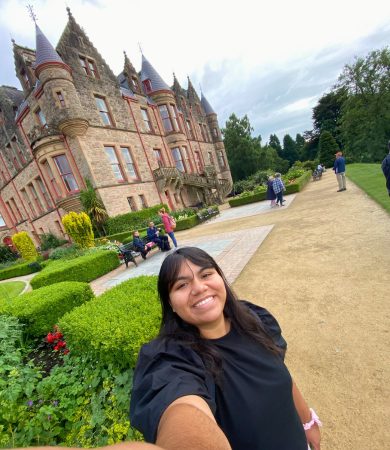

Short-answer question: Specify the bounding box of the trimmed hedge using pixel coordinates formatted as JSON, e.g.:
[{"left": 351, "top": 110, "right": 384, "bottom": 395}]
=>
[
  {"left": 0, "top": 281, "right": 94, "bottom": 337},
  {"left": 228, "top": 191, "right": 267, "bottom": 207},
  {"left": 59, "top": 276, "right": 161, "bottom": 368},
  {"left": 0, "top": 261, "right": 42, "bottom": 281},
  {"left": 106, "top": 203, "right": 168, "bottom": 235},
  {"left": 228, "top": 171, "right": 311, "bottom": 207},
  {"left": 285, "top": 170, "right": 312, "bottom": 194},
  {"left": 175, "top": 215, "right": 199, "bottom": 230},
  {"left": 30, "top": 250, "right": 120, "bottom": 289}
]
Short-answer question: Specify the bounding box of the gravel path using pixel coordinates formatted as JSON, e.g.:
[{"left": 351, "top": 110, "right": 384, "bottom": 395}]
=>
[{"left": 178, "top": 170, "right": 390, "bottom": 450}]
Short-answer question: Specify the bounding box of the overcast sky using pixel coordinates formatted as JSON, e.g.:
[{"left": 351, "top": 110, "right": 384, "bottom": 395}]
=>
[{"left": 1, "top": 0, "right": 389, "bottom": 142}]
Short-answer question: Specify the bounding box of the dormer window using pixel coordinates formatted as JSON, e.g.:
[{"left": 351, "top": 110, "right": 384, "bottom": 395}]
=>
[
  {"left": 20, "top": 70, "right": 30, "bottom": 89},
  {"left": 79, "top": 56, "right": 99, "bottom": 78},
  {"left": 142, "top": 79, "right": 152, "bottom": 93}
]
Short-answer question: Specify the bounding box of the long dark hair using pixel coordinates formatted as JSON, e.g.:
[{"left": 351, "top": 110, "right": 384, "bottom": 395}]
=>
[{"left": 157, "top": 247, "right": 282, "bottom": 382}]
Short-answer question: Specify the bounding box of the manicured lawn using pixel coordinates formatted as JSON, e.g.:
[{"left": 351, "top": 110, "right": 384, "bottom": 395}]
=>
[
  {"left": 0, "top": 281, "right": 25, "bottom": 299},
  {"left": 347, "top": 163, "right": 390, "bottom": 214}
]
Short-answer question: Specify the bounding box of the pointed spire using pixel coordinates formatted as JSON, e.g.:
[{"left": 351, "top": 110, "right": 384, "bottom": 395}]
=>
[
  {"left": 141, "top": 54, "right": 171, "bottom": 93},
  {"left": 187, "top": 76, "right": 200, "bottom": 103},
  {"left": 201, "top": 92, "right": 216, "bottom": 115},
  {"left": 172, "top": 72, "right": 182, "bottom": 92},
  {"left": 34, "top": 23, "right": 64, "bottom": 69}
]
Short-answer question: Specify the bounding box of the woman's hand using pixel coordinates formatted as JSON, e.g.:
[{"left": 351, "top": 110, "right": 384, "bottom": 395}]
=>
[{"left": 305, "top": 423, "right": 321, "bottom": 450}]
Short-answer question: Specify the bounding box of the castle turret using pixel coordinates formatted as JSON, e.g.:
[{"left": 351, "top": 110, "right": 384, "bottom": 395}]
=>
[
  {"left": 33, "top": 20, "right": 88, "bottom": 137},
  {"left": 13, "top": 40, "right": 37, "bottom": 95},
  {"left": 121, "top": 51, "right": 142, "bottom": 95},
  {"left": 201, "top": 92, "right": 222, "bottom": 143},
  {"left": 141, "top": 55, "right": 185, "bottom": 145}
]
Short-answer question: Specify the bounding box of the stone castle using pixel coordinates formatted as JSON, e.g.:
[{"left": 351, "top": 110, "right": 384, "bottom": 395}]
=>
[{"left": 0, "top": 8, "right": 232, "bottom": 246}]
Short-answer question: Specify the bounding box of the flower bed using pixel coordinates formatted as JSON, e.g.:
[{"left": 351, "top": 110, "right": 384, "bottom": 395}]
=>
[{"left": 30, "top": 250, "right": 119, "bottom": 289}]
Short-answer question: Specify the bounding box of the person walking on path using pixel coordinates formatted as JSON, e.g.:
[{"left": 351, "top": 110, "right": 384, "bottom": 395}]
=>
[
  {"left": 333, "top": 151, "right": 346, "bottom": 192},
  {"left": 159, "top": 207, "right": 178, "bottom": 248},
  {"left": 130, "top": 247, "right": 322, "bottom": 450},
  {"left": 381, "top": 140, "right": 390, "bottom": 196},
  {"left": 272, "top": 173, "right": 286, "bottom": 206},
  {"left": 266, "top": 175, "right": 277, "bottom": 208}
]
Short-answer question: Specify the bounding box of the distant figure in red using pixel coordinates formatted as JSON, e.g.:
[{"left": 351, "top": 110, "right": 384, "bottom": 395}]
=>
[{"left": 158, "top": 207, "right": 178, "bottom": 248}]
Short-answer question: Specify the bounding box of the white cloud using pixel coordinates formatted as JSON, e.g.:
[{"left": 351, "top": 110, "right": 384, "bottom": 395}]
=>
[{"left": 1, "top": 0, "right": 389, "bottom": 139}]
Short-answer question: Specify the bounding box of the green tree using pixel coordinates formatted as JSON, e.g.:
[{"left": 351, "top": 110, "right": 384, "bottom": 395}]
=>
[
  {"left": 295, "top": 133, "right": 306, "bottom": 160},
  {"left": 282, "top": 134, "right": 299, "bottom": 166},
  {"left": 337, "top": 48, "right": 390, "bottom": 161},
  {"left": 301, "top": 130, "right": 320, "bottom": 161},
  {"left": 268, "top": 134, "right": 283, "bottom": 157},
  {"left": 222, "top": 114, "right": 260, "bottom": 181},
  {"left": 312, "top": 88, "right": 347, "bottom": 149},
  {"left": 80, "top": 179, "right": 108, "bottom": 236},
  {"left": 318, "top": 131, "right": 339, "bottom": 168}
]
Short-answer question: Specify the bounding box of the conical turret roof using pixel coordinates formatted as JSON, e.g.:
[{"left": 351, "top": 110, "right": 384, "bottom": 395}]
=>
[
  {"left": 141, "top": 55, "right": 171, "bottom": 93},
  {"left": 201, "top": 93, "right": 216, "bottom": 115},
  {"left": 34, "top": 24, "right": 64, "bottom": 68}
]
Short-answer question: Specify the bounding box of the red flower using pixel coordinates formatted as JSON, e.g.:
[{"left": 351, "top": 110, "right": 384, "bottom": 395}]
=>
[
  {"left": 53, "top": 345, "right": 60, "bottom": 351},
  {"left": 63, "top": 349, "right": 70, "bottom": 355},
  {"left": 53, "top": 332, "right": 63, "bottom": 340},
  {"left": 46, "top": 333, "right": 56, "bottom": 343},
  {"left": 56, "top": 340, "right": 66, "bottom": 349}
]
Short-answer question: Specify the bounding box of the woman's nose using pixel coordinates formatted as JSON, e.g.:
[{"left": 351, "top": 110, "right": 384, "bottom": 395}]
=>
[{"left": 191, "top": 277, "right": 206, "bottom": 295}]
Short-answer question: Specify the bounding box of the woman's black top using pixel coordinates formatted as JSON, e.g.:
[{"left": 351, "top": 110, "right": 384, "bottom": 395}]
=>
[{"left": 130, "top": 301, "right": 307, "bottom": 450}]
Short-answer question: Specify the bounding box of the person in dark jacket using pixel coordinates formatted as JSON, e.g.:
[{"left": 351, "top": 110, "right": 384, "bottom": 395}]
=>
[
  {"left": 132, "top": 231, "right": 150, "bottom": 260},
  {"left": 266, "top": 176, "right": 277, "bottom": 207},
  {"left": 381, "top": 140, "right": 390, "bottom": 196},
  {"left": 147, "top": 222, "right": 170, "bottom": 251},
  {"left": 333, "top": 152, "right": 346, "bottom": 192}
]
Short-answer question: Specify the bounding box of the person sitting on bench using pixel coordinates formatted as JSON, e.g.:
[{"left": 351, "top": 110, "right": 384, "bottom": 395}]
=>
[
  {"left": 133, "top": 231, "right": 150, "bottom": 260},
  {"left": 147, "top": 222, "right": 170, "bottom": 251}
]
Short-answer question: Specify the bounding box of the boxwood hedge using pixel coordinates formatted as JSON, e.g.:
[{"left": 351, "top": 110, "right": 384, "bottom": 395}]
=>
[
  {"left": 30, "top": 250, "right": 120, "bottom": 289},
  {"left": 106, "top": 204, "right": 168, "bottom": 235},
  {"left": 59, "top": 275, "right": 161, "bottom": 368},
  {"left": 0, "top": 260, "right": 42, "bottom": 281},
  {"left": 0, "top": 281, "right": 94, "bottom": 337}
]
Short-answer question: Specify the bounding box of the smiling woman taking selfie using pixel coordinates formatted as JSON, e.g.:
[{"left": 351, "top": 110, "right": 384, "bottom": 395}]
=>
[{"left": 130, "top": 247, "right": 321, "bottom": 450}]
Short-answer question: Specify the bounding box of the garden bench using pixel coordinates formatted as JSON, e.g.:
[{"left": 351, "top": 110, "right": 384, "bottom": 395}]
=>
[{"left": 117, "top": 237, "right": 158, "bottom": 268}]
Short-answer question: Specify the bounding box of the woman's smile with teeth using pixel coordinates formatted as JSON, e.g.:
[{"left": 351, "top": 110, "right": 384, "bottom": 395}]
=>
[{"left": 193, "top": 296, "right": 214, "bottom": 308}]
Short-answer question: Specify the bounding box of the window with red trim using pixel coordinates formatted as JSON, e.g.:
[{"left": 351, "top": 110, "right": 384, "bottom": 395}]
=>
[
  {"left": 186, "top": 120, "right": 194, "bottom": 139},
  {"left": 6, "top": 143, "right": 20, "bottom": 171},
  {"left": 12, "top": 137, "right": 26, "bottom": 165},
  {"left": 120, "top": 147, "right": 138, "bottom": 180},
  {"left": 194, "top": 151, "right": 203, "bottom": 173},
  {"left": 141, "top": 108, "right": 153, "bottom": 132},
  {"left": 35, "top": 108, "right": 47, "bottom": 128},
  {"left": 9, "top": 197, "right": 23, "bottom": 222},
  {"left": 104, "top": 146, "right": 125, "bottom": 181},
  {"left": 154, "top": 149, "right": 164, "bottom": 168},
  {"left": 0, "top": 214, "right": 6, "bottom": 228},
  {"left": 43, "top": 160, "right": 61, "bottom": 199},
  {"left": 36, "top": 176, "right": 53, "bottom": 209},
  {"left": 142, "top": 79, "right": 152, "bottom": 93},
  {"left": 21, "top": 188, "right": 35, "bottom": 217},
  {"left": 159, "top": 105, "right": 173, "bottom": 132},
  {"left": 182, "top": 146, "right": 192, "bottom": 173},
  {"left": 139, "top": 194, "right": 148, "bottom": 209},
  {"left": 53, "top": 154, "right": 79, "bottom": 193},
  {"left": 171, "top": 147, "right": 185, "bottom": 172},
  {"left": 95, "top": 96, "right": 113, "bottom": 126},
  {"left": 28, "top": 183, "right": 44, "bottom": 215},
  {"left": 55, "top": 220, "right": 64, "bottom": 237},
  {"left": 127, "top": 196, "right": 138, "bottom": 211},
  {"left": 217, "top": 150, "right": 227, "bottom": 168},
  {"left": 79, "top": 56, "right": 99, "bottom": 78},
  {"left": 170, "top": 104, "right": 180, "bottom": 131}
]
